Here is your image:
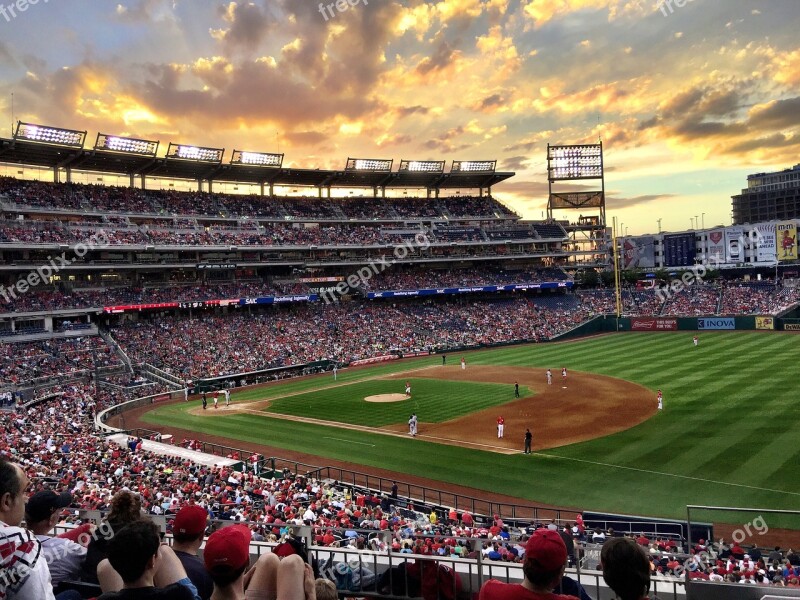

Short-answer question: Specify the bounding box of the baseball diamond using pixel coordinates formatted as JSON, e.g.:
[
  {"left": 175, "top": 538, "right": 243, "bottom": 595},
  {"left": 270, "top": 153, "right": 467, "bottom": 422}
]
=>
[{"left": 133, "top": 332, "right": 800, "bottom": 524}]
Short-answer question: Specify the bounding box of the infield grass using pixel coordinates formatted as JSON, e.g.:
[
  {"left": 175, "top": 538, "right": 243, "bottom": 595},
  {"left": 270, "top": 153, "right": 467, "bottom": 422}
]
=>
[
  {"left": 263, "top": 378, "right": 528, "bottom": 426},
  {"left": 143, "top": 332, "right": 800, "bottom": 522}
]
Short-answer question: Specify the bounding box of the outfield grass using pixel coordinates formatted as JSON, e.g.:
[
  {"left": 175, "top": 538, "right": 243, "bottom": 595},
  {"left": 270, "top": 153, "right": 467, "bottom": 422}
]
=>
[
  {"left": 142, "top": 332, "right": 800, "bottom": 521},
  {"left": 263, "top": 378, "right": 528, "bottom": 426}
]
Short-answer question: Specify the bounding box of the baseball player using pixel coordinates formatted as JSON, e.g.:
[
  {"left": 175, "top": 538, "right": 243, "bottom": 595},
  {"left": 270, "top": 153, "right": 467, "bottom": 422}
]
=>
[
  {"left": 514, "top": 382, "right": 520, "bottom": 398},
  {"left": 333, "top": 365, "right": 338, "bottom": 380},
  {"left": 411, "top": 413, "right": 418, "bottom": 437},
  {"left": 225, "top": 389, "right": 231, "bottom": 407},
  {"left": 562, "top": 367, "right": 567, "bottom": 382},
  {"left": 405, "top": 381, "right": 411, "bottom": 397},
  {"left": 657, "top": 389, "right": 663, "bottom": 411},
  {"left": 693, "top": 336, "right": 698, "bottom": 347},
  {"left": 461, "top": 357, "right": 466, "bottom": 370},
  {"left": 497, "top": 415, "right": 505, "bottom": 438},
  {"left": 524, "top": 429, "right": 532, "bottom": 454},
  {"left": 213, "top": 391, "right": 219, "bottom": 409},
  {"left": 202, "top": 392, "right": 207, "bottom": 410},
  {"left": 546, "top": 369, "right": 552, "bottom": 385}
]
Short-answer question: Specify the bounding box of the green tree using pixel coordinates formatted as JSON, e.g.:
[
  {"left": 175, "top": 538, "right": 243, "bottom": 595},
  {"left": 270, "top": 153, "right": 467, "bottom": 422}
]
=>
[{"left": 600, "top": 270, "right": 616, "bottom": 287}]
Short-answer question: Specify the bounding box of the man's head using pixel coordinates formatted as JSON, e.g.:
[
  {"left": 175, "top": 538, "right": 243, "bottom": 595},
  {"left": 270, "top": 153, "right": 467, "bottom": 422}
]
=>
[
  {"left": 172, "top": 504, "right": 208, "bottom": 546},
  {"left": 107, "top": 519, "right": 161, "bottom": 584},
  {"left": 522, "top": 529, "right": 568, "bottom": 590},
  {"left": 0, "top": 456, "right": 28, "bottom": 527},
  {"left": 601, "top": 537, "right": 651, "bottom": 600},
  {"left": 25, "top": 490, "right": 72, "bottom": 531},
  {"left": 204, "top": 525, "right": 251, "bottom": 587}
]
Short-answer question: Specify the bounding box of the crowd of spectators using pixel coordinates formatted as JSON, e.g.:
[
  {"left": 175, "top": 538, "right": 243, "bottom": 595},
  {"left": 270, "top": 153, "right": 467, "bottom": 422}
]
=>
[
  {"left": 0, "top": 281, "right": 313, "bottom": 313},
  {"left": 0, "top": 177, "right": 515, "bottom": 221},
  {"left": 720, "top": 283, "right": 799, "bottom": 315},
  {"left": 661, "top": 285, "right": 721, "bottom": 316},
  {"left": 0, "top": 336, "right": 122, "bottom": 386},
  {"left": 106, "top": 298, "right": 593, "bottom": 379}
]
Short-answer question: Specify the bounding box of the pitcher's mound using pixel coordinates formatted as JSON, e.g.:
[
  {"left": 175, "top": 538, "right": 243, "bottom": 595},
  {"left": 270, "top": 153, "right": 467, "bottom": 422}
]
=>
[{"left": 365, "top": 393, "right": 408, "bottom": 403}]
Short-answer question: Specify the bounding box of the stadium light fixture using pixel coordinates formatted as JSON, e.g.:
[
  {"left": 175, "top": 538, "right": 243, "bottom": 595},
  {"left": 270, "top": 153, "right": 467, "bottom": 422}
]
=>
[
  {"left": 14, "top": 121, "right": 86, "bottom": 148},
  {"left": 345, "top": 157, "right": 393, "bottom": 172},
  {"left": 547, "top": 143, "right": 604, "bottom": 181},
  {"left": 95, "top": 133, "right": 158, "bottom": 156},
  {"left": 451, "top": 160, "right": 497, "bottom": 173},
  {"left": 399, "top": 160, "right": 445, "bottom": 173},
  {"left": 231, "top": 150, "right": 284, "bottom": 168},
  {"left": 166, "top": 142, "right": 224, "bottom": 163}
]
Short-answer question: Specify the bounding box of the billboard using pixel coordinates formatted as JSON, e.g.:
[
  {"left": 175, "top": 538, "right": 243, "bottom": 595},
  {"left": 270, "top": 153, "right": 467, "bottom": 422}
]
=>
[
  {"left": 725, "top": 226, "right": 746, "bottom": 263},
  {"left": 663, "top": 233, "right": 696, "bottom": 267},
  {"left": 706, "top": 229, "right": 725, "bottom": 263},
  {"left": 631, "top": 317, "right": 678, "bottom": 331},
  {"left": 755, "top": 316, "right": 774, "bottom": 330},
  {"left": 777, "top": 221, "right": 798, "bottom": 261},
  {"left": 622, "top": 236, "right": 655, "bottom": 269},
  {"left": 697, "top": 317, "right": 735, "bottom": 330},
  {"left": 753, "top": 223, "right": 776, "bottom": 263}
]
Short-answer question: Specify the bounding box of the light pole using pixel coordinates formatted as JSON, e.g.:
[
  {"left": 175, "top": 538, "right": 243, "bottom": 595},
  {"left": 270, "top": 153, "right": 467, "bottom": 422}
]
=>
[
  {"left": 694, "top": 215, "right": 699, "bottom": 231},
  {"left": 701, "top": 213, "right": 705, "bottom": 230},
  {"left": 690, "top": 217, "right": 695, "bottom": 230},
  {"left": 657, "top": 218, "right": 662, "bottom": 234}
]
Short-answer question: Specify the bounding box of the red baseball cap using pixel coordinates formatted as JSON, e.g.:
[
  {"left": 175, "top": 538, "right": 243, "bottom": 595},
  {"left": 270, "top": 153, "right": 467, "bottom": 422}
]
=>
[
  {"left": 173, "top": 505, "right": 208, "bottom": 536},
  {"left": 204, "top": 525, "right": 251, "bottom": 576},
  {"left": 524, "top": 529, "right": 567, "bottom": 572}
]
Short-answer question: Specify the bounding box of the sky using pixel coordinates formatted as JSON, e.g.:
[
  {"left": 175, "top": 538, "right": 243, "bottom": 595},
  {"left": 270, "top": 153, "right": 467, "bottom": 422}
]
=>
[{"left": 0, "top": 0, "right": 798, "bottom": 235}]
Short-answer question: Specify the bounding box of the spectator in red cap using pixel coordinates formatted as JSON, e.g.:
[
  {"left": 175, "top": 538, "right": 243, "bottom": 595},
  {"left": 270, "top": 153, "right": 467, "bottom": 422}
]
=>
[
  {"left": 600, "top": 537, "right": 650, "bottom": 600},
  {"left": 204, "top": 525, "right": 316, "bottom": 600},
  {"left": 172, "top": 505, "right": 213, "bottom": 600},
  {"left": 479, "top": 529, "right": 577, "bottom": 600}
]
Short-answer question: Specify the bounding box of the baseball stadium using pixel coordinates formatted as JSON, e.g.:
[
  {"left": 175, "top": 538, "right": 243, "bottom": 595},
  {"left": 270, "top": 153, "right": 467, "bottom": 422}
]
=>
[
  {"left": 2, "top": 3, "right": 800, "bottom": 600},
  {"left": 0, "top": 129, "right": 799, "bottom": 600}
]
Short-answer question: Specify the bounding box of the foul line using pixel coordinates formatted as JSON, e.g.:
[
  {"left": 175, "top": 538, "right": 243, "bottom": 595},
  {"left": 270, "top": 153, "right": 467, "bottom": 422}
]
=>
[
  {"left": 534, "top": 453, "right": 800, "bottom": 497},
  {"left": 324, "top": 437, "right": 375, "bottom": 447}
]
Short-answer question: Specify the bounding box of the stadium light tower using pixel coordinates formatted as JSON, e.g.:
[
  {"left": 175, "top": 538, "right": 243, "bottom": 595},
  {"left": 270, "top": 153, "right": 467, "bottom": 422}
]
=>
[
  {"left": 166, "top": 142, "right": 224, "bottom": 163},
  {"left": 14, "top": 121, "right": 86, "bottom": 147},
  {"left": 231, "top": 149, "right": 283, "bottom": 168},
  {"left": 345, "top": 157, "right": 393, "bottom": 171},
  {"left": 450, "top": 160, "right": 496, "bottom": 173},
  {"left": 95, "top": 133, "right": 158, "bottom": 156}
]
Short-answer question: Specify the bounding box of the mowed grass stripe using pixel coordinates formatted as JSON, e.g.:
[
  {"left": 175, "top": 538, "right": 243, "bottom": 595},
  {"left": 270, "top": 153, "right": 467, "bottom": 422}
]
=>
[{"left": 144, "top": 332, "right": 800, "bottom": 519}]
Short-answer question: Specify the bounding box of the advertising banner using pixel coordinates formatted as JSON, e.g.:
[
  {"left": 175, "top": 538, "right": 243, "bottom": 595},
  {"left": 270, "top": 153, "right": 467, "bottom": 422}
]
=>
[
  {"left": 753, "top": 223, "right": 777, "bottom": 263},
  {"left": 785, "top": 323, "right": 800, "bottom": 331},
  {"left": 622, "top": 236, "right": 655, "bottom": 269},
  {"left": 725, "top": 226, "right": 746, "bottom": 264},
  {"left": 663, "top": 233, "right": 696, "bottom": 267},
  {"left": 631, "top": 317, "right": 678, "bottom": 331},
  {"left": 755, "top": 316, "right": 774, "bottom": 330},
  {"left": 697, "top": 317, "right": 735, "bottom": 330},
  {"left": 706, "top": 229, "right": 725, "bottom": 263},
  {"left": 777, "top": 221, "right": 798, "bottom": 261}
]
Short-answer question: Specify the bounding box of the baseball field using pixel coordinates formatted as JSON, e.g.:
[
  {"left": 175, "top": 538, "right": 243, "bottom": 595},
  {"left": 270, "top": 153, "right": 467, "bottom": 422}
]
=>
[{"left": 139, "top": 332, "right": 800, "bottom": 523}]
